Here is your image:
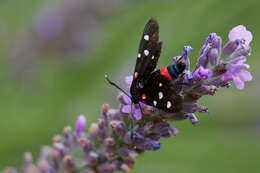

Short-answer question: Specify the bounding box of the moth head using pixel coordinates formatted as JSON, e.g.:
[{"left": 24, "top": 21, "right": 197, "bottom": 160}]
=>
[{"left": 130, "top": 80, "right": 145, "bottom": 104}]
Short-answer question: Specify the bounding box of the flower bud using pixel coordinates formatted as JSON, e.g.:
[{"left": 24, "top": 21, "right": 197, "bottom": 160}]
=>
[
  {"left": 75, "top": 114, "right": 87, "bottom": 136},
  {"left": 89, "top": 123, "right": 99, "bottom": 134},
  {"left": 97, "top": 163, "right": 117, "bottom": 173},
  {"left": 63, "top": 155, "right": 75, "bottom": 168},
  {"left": 187, "top": 113, "right": 199, "bottom": 125},
  {"left": 104, "top": 137, "right": 116, "bottom": 148},
  {"left": 161, "top": 126, "right": 179, "bottom": 137},
  {"left": 197, "top": 33, "right": 221, "bottom": 68},
  {"left": 87, "top": 152, "right": 99, "bottom": 166},
  {"left": 183, "top": 104, "right": 207, "bottom": 113},
  {"left": 222, "top": 40, "right": 240, "bottom": 56},
  {"left": 175, "top": 45, "right": 192, "bottom": 70},
  {"left": 53, "top": 143, "right": 66, "bottom": 154},
  {"left": 102, "top": 104, "right": 110, "bottom": 113},
  {"left": 23, "top": 152, "right": 33, "bottom": 163},
  {"left": 194, "top": 84, "right": 218, "bottom": 95},
  {"left": 123, "top": 131, "right": 145, "bottom": 145},
  {"left": 231, "top": 46, "right": 251, "bottom": 58},
  {"left": 208, "top": 48, "right": 219, "bottom": 66},
  {"left": 110, "top": 120, "right": 126, "bottom": 137},
  {"left": 78, "top": 137, "right": 93, "bottom": 153},
  {"left": 63, "top": 126, "right": 72, "bottom": 138},
  {"left": 120, "top": 160, "right": 135, "bottom": 171},
  {"left": 117, "top": 148, "right": 139, "bottom": 159},
  {"left": 144, "top": 140, "right": 161, "bottom": 151},
  {"left": 39, "top": 146, "right": 54, "bottom": 160}
]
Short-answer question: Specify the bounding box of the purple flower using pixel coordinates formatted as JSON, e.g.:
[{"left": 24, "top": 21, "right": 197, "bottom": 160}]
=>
[
  {"left": 75, "top": 114, "right": 87, "bottom": 135},
  {"left": 225, "top": 59, "right": 252, "bottom": 90},
  {"left": 120, "top": 94, "right": 144, "bottom": 120},
  {"left": 193, "top": 66, "right": 213, "bottom": 80},
  {"left": 228, "top": 25, "right": 253, "bottom": 46}
]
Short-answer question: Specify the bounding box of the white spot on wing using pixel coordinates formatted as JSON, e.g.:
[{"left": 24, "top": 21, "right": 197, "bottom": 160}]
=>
[
  {"left": 159, "top": 83, "right": 162, "bottom": 87},
  {"left": 152, "top": 55, "right": 155, "bottom": 59},
  {"left": 137, "top": 53, "right": 141, "bottom": 58},
  {"left": 158, "top": 92, "right": 163, "bottom": 100},
  {"left": 144, "top": 35, "right": 149, "bottom": 41},
  {"left": 144, "top": 50, "right": 149, "bottom": 56},
  {"left": 167, "top": 101, "right": 172, "bottom": 109},
  {"left": 153, "top": 100, "right": 157, "bottom": 106}
]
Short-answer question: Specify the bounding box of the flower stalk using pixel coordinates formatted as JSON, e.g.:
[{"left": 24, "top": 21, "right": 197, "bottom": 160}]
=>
[{"left": 2, "top": 24, "right": 253, "bottom": 173}]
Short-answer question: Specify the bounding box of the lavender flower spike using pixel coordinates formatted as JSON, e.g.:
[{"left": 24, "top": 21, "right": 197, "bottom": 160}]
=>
[
  {"left": 75, "top": 114, "right": 87, "bottom": 135},
  {"left": 1, "top": 22, "right": 254, "bottom": 173}
]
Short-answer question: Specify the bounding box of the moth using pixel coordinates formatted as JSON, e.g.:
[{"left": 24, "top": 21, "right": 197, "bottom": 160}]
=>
[
  {"left": 130, "top": 19, "right": 186, "bottom": 113},
  {"left": 106, "top": 19, "right": 187, "bottom": 113}
]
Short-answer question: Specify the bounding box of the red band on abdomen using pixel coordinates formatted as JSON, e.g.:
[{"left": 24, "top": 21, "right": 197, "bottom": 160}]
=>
[{"left": 160, "top": 66, "right": 173, "bottom": 80}]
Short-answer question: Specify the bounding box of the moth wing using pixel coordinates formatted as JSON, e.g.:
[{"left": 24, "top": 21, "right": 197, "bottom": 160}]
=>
[
  {"left": 133, "top": 19, "right": 162, "bottom": 81},
  {"left": 141, "top": 70, "right": 183, "bottom": 113}
]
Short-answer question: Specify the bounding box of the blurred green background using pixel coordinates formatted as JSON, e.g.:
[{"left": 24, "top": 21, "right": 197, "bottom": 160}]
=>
[{"left": 0, "top": 0, "right": 259, "bottom": 172}]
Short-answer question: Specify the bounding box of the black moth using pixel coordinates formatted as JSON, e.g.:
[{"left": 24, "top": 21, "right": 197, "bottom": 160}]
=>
[
  {"left": 106, "top": 19, "right": 187, "bottom": 113},
  {"left": 130, "top": 19, "right": 186, "bottom": 113}
]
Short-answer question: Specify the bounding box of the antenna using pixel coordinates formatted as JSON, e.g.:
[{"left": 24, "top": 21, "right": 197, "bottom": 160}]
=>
[
  {"left": 104, "top": 74, "right": 131, "bottom": 99},
  {"left": 105, "top": 74, "right": 136, "bottom": 139}
]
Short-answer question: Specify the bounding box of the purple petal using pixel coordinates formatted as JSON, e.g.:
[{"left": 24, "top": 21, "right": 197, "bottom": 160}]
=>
[
  {"left": 233, "top": 76, "right": 245, "bottom": 90},
  {"left": 238, "top": 70, "right": 252, "bottom": 81},
  {"left": 228, "top": 64, "right": 242, "bottom": 74},
  {"left": 139, "top": 102, "right": 147, "bottom": 108},
  {"left": 227, "top": 56, "right": 246, "bottom": 65},
  {"left": 235, "top": 59, "right": 250, "bottom": 68},
  {"left": 224, "top": 72, "right": 233, "bottom": 81},
  {"left": 122, "top": 94, "right": 132, "bottom": 105},
  {"left": 193, "top": 66, "right": 212, "bottom": 79},
  {"left": 228, "top": 25, "right": 253, "bottom": 46},
  {"left": 133, "top": 108, "right": 142, "bottom": 120},
  {"left": 121, "top": 105, "right": 132, "bottom": 114}
]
